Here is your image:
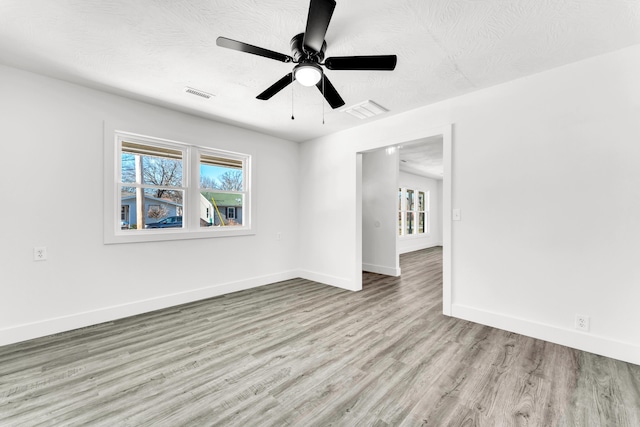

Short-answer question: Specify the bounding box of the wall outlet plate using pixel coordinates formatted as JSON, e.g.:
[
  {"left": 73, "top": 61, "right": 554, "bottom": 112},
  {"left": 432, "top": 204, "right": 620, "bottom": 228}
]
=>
[
  {"left": 34, "top": 246, "right": 47, "bottom": 261},
  {"left": 575, "top": 314, "right": 590, "bottom": 332}
]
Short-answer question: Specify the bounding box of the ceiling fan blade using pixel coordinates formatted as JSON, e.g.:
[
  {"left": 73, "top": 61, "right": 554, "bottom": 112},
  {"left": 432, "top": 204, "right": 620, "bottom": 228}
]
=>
[
  {"left": 324, "top": 55, "right": 398, "bottom": 71},
  {"left": 316, "top": 74, "right": 345, "bottom": 109},
  {"left": 256, "top": 73, "right": 294, "bottom": 100},
  {"left": 303, "top": 0, "right": 336, "bottom": 54},
  {"left": 217, "top": 37, "right": 293, "bottom": 63}
]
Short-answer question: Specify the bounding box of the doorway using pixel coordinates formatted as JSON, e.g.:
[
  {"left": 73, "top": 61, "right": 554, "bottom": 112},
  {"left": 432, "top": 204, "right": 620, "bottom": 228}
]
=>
[{"left": 356, "top": 125, "right": 452, "bottom": 315}]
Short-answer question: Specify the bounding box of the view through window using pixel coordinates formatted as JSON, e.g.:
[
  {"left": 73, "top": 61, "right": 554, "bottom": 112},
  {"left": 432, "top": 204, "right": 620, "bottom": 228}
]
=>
[
  {"left": 199, "top": 153, "right": 245, "bottom": 228},
  {"left": 115, "top": 132, "right": 250, "bottom": 240}
]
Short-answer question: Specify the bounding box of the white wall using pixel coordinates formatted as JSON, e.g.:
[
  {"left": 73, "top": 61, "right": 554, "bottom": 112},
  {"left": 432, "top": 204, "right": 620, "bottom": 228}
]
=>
[
  {"left": 0, "top": 65, "right": 300, "bottom": 345},
  {"left": 299, "top": 44, "right": 640, "bottom": 365},
  {"left": 361, "top": 149, "right": 400, "bottom": 276},
  {"left": 2, "top": 43, "right": 640, "bottom": 366},
  {"left": 397, "top": 171, "right": 442, "bottom": 254}
]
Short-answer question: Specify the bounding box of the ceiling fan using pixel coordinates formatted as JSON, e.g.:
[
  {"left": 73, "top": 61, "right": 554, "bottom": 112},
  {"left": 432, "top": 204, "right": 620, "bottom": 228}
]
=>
[{"left": 216, "top": 0, "right": 397, "bottom": 109}]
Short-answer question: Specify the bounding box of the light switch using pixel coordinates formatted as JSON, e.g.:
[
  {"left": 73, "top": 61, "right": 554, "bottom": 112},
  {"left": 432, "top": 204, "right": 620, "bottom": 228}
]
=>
[{"left": 452, "top": 208, "right": 461, "bottom": 221}]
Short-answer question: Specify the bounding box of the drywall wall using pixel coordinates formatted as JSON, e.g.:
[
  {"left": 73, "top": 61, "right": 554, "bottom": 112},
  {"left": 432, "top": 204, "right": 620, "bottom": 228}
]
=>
[
  {"left": 0, "top": 65, "right": 300, "bottom": 345},
  {"left": 398, "top": 171, "right": 442, "bottom": 254},
  {"left": 361, "top": 148, "right": 400, "bottom": 276},
  {"left": 299, "top": 44, "right": 640, "bottom": 365}
]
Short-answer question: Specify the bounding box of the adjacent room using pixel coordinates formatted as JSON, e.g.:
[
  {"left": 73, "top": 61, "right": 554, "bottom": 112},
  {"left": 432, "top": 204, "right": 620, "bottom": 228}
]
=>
[{"left": 1, "top": 0, "right": 639, "bottom": 425}]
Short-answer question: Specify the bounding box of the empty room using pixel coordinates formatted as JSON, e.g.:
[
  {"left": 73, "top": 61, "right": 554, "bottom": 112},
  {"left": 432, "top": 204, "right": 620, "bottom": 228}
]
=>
[{"left": 1, "top": 0, "right": 639, "bottom": 425}]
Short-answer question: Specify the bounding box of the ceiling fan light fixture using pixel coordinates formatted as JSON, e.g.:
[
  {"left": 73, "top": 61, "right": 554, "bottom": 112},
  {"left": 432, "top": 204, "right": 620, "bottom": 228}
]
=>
[{"left": 294, "top": 62, "right": 322, "bottom": 86}]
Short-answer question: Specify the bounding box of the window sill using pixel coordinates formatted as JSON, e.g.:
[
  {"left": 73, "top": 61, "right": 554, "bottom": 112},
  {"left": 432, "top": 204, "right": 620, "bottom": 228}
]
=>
[{"left": 105, "top": 227, "right": 255, "bottom": 244}]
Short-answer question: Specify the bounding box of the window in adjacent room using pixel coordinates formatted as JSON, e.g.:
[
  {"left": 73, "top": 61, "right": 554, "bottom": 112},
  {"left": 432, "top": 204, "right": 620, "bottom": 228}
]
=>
[
  {"left": 417, "top": 191, "right": 426, "bottom": 234},
  {"left": 398, "top": 187, "right": 429, "bottom": 237}
]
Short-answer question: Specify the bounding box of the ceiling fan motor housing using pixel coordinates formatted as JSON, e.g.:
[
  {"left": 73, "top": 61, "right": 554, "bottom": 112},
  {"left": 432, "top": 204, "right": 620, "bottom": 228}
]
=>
[{"left": 290, "top": 33, "right": 326, "bottom": 63}]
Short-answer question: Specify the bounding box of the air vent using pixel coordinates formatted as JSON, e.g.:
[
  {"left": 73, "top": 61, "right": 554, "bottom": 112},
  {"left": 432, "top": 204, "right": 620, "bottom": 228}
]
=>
[
  {"left": 184, "top": 87, "right": 214, "bottom": 99},
  {"left": 341, "top": 100, "right": 388, "bottom": 119}
]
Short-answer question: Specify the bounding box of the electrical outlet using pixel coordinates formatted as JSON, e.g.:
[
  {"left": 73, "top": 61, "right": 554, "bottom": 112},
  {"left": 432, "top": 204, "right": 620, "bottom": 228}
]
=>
[
  {"left": 34, "top": 246, "right": 47, "bottom": 261},
  {"left": 575, "top": 314, "right": 590, "bottom": 332}
]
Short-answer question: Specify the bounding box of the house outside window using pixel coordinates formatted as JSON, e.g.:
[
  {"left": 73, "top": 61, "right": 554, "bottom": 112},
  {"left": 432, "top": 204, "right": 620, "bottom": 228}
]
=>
[
  {"left": 119, "top": 139, "right": 184, "bottom": 230},
  {"left": 398, "top": 187, "right": 429, "bottom": 237},
  {"left": 200, "top": 152, "right": 246, "bottom": 227},
  {"left": 106, "top": 131, "right": 252, "bottom": 243}
]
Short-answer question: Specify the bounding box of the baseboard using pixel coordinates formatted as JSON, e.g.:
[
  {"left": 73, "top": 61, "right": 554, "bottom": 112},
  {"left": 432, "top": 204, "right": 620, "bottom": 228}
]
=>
[
  {"left": 298, "top": 269, "right": 357, "bottom": 291},
  {"left": 0, "top": 270, "right": 299, "bottom": 347},
  {"left": 398, "top": 241, "right": 442, "bottom": 255},
  {"left": 362, "top": 263, "right": 401, "bottom": 277},
  {"left": 451, "top": 304, "right": 640, "bottom": 366}
]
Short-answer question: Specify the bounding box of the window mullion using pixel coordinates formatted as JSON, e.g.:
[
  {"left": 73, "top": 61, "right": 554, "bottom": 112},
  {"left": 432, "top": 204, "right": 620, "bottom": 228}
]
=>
[{"left": 187, "top": 146, "right": 200, "bottom": 230}]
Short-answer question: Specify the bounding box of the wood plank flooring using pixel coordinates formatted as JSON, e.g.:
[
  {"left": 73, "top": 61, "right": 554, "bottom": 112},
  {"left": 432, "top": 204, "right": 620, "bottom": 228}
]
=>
[{"left": 1, "top": 247, "right": 639, "bottom": 426}]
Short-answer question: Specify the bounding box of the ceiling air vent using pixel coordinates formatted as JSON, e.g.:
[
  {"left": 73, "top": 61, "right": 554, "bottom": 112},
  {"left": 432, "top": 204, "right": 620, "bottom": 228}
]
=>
[
  {"left": 341, "top": 100, "right": 388, "bottom": 119},
  {"left": 184, "top": 87, "right": 214, "bottom": 99}
]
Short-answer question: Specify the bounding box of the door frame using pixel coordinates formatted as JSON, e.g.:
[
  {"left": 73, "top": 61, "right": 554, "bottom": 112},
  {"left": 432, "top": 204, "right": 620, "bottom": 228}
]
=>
[{"left": 356, "top": 124, "right": 453, "bottom": 315}]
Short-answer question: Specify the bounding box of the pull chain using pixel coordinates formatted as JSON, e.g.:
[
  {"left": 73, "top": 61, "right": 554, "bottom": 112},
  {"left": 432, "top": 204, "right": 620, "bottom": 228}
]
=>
[
  {"left": 322, "top": 75, "right": 325, "bottom": 125},
  {"left": 291, "top": 73, "right": 295, "bottom": 120}
]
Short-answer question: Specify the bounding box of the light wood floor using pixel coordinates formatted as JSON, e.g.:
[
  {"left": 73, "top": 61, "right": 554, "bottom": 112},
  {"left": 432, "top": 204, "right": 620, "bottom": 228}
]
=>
[{"left": 1, "top": 247, "right": 639, "bottom": 426}]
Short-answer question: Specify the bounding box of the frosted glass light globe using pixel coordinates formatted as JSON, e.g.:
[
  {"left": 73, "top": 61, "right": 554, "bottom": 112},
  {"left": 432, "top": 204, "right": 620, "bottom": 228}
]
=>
[{"left": 294, "top": 63, "right": 322, "bottom": 86}]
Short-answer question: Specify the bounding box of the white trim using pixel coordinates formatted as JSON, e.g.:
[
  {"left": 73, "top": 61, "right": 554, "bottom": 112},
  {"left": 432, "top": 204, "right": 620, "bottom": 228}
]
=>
[
  {"left": 398, "top": 242, "right": 441, "bottom": 255},
  {"left": 355, "top": 154, "right": 364, "bottom": 291},
  {"left": 0, "top": 271, "right": 299, "bottom": 347},
  {"left": 362, "top": 263, "right": 401, "bottom": 277},
  {"left": 298, "top": 269, "right": 356, "bottom": 291},
  {"left": 442, "top": 125, "right": 453, "bottom": 316},
  {"left": 451, "top": 304, "right": 640, "bottom": 366}
]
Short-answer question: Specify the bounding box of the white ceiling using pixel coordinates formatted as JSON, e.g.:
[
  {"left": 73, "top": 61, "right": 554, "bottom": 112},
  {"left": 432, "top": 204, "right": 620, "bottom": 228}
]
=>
[
  {"left": 399, "top": 137, "right": 444, "bottom": 180},
  {"left": 1, "top": 0, "right": 639, "bottom": 142}
]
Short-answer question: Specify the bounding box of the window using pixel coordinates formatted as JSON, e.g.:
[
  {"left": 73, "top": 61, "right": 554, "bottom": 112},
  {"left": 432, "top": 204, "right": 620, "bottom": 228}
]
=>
[
  {"left": 227, "top": 207, "right": 236, "bottom": 220},
  {"left": 417, "top": 191, "right": 426, "bottom": 234},
  {"left": 105, "top": 131, "right": 252, "bottom": 243},
  {"left": 199, "top": 152, "right": 245, "bottom": 228},
  {"left": 398, "top": 187, "right": 429, "bottom": 237},
  {"left": 406, "top": 189, "right": 414, "bottom": 235}
]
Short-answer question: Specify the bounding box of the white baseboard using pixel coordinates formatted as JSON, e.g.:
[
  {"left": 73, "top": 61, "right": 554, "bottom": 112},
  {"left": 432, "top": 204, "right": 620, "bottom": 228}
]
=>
[
  {"left": 298, "top": 269, "right": 357, "bottom": 291},
  {"left": 398, "top": 241, "right": 442, "bottom": 255},
  {"left": 0, "top": 270, "right": 299, "bottom": 347},
  {"left": 362, "top": 263, "right": 401, "bottom": 277},
  {"left": 451, "top": 304, "right": 640, "bottom": 366}
]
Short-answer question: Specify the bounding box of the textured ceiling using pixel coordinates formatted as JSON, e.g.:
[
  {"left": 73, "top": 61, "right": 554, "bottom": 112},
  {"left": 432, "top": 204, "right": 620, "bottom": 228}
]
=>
[
  {"left": 399, "top": 137, "right": 444, "bottom": 180},
  {"left": 1, "top": 0, "right": 639, "bottom": 142}
]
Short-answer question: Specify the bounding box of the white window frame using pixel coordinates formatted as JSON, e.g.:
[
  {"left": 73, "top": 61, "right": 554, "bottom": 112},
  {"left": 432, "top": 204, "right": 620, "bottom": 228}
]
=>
[
  {"left": 104, "top": 130, "right": 253, "bottom": 244},
  {"left": 398, "top": 187, "right": 429, "bottom": 238}
]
